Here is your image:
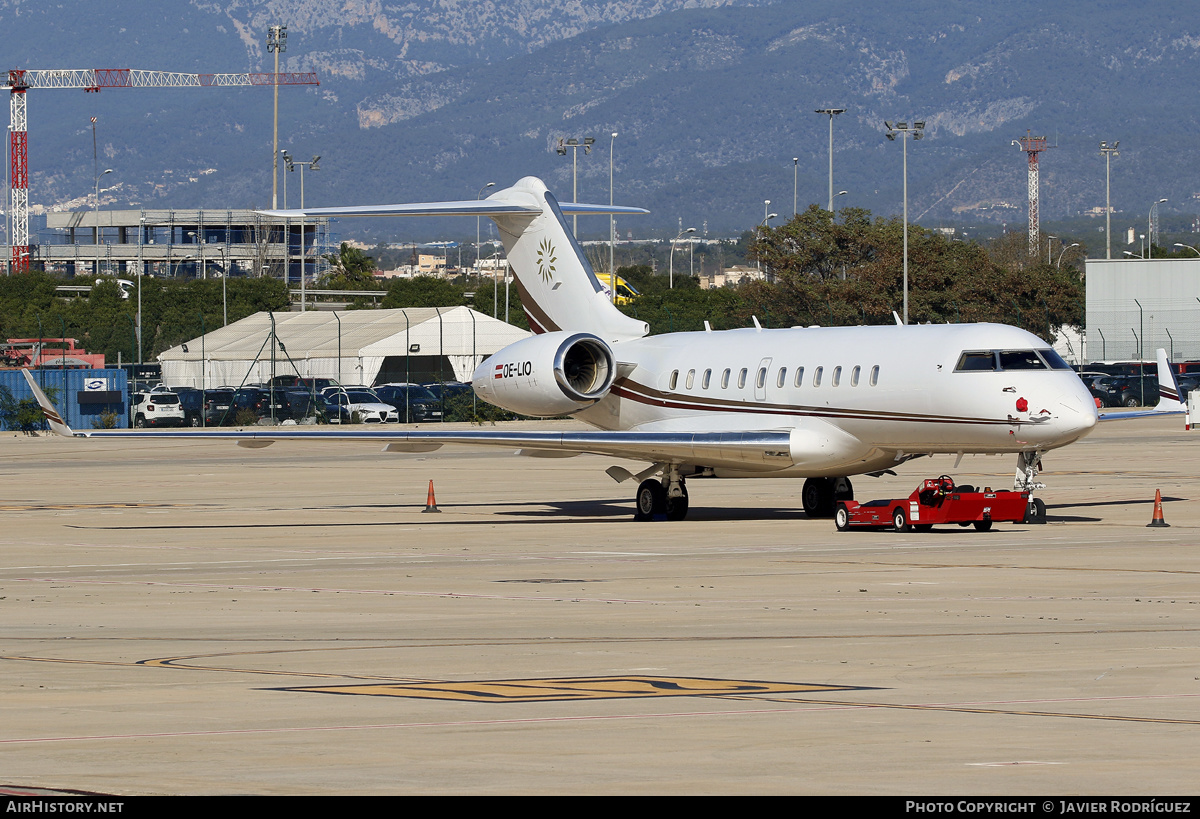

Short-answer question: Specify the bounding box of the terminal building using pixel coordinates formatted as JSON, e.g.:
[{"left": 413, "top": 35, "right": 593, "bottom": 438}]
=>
[{"left": 30, "top": 208, "right": 332, "bottom": 283}]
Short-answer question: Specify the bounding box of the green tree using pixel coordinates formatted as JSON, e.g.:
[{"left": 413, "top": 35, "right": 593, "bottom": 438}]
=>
[
  {"left": 746, "top": 208, "right": 1083, "bottom": 342},
  {"left": 320, "top": 243, "right": 382, "bottom": 290},
  {"left": 381, "top": 276, "right": 468, "bottom": 309}
]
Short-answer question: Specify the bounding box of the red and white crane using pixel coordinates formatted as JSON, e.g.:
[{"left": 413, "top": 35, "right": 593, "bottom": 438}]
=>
[
  {"left": 1013, "top": 131, "right": 1051, "bottom": 259},
  {"left": 6, "top": 68, "right": 319, "bottom": 272}
]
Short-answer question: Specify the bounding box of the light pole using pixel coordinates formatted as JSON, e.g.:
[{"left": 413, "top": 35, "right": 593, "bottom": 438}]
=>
[
  {"left": 669, "top": 227, "right": 695, "bottom": 289},
  {"left": 1148, "top": 198, "right": 1167, "bottom": 258},
  {"left": 556, "top": 136, "right": 594, "bottom": 235},
  {"left": 815, "top": 108, "right": 845, "bottom": 211},
  {"left": 1099, "top": 141, "right": 1119, "bottom": 259},
  {"left": 757, "top": 212, "right": 777, "bottom": 274},
  {"left": 1057, "top": 242, "right": 1079, "bottom": 269},
  {"left": 1173, "top": 243, "right": 1200, "bottom": 256},
  {"left": 283, "top": 151, "right": 320, "bottom": 309},
  {"left": 609, "top": 132, "right": 618, "bottom": 304},
  {"left": 487, "top": 250, "right": 502, "bottom": 318},
  {"left": 171, "top": 254, "right": 195, "bottom": 279},
  {"left": 476, "top": 181, "right": 494, "bottom": 289},
  {"left": 267, "top": 24, "right": 287, "bottom": 209},
  {"left": 137, "top": 216, "right": 144, "bottom": 364},
  {"left": 885, "top": 120, "right": 925, "bottom": 325}
]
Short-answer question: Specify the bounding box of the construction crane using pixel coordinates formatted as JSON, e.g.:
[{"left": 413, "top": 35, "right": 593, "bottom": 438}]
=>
[
  {"left": 1012, "top": 131, "right": 1051, "bottom": 259},
  {"left": 6, "top": 67, "right": 319, "bottom": 273}
]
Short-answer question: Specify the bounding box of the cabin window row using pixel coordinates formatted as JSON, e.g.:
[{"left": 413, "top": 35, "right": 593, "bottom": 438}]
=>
[{"left": 670, "top": 365, "right": 881, "bottom": 391}]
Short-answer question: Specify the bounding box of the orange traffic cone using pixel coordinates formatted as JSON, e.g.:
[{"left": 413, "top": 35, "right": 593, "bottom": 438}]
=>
[
  {"left": 1147, "top": 489, "right": 1169, "bottom": 528},
  {"left": 423, "top": 480, "right": 441, "bottom": 514}
]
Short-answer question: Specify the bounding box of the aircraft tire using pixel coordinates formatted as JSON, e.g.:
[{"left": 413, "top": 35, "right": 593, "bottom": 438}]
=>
[
  {"left": 892, "top": 507, "right": 910, "bottom": 532},
  {"left": 835, "top": 503, "right": 851, "bottom": 532},
  {"left": 1024, "top": 498, "right": 1047, "bottom": 524},
  {"left": 634, "top": 479, "right": 666, "bottom": 521},
  {"left": 802, "top": 477, "right": 841, "bottom": 518}
]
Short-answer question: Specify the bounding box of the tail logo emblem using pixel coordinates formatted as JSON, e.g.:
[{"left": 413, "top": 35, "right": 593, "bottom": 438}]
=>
[{"left": 536, "top": 238, "right": 557, "bottom": 283}]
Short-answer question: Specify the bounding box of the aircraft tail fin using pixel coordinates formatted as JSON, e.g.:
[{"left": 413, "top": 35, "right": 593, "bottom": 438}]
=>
[
  {"left": 1154, "top": 348, "right": 1186, "bottom": 413},
  {"left": 21, "top": 369, "right": 75, "bottom": 437},
  {"left": 260, "top": 177, "right": 650, "bottom": 343}
]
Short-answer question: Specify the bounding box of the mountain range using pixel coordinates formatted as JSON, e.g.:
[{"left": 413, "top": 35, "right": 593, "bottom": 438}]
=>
[{"left": 4, "top": 0, "right": 1198, "bottom": 242}]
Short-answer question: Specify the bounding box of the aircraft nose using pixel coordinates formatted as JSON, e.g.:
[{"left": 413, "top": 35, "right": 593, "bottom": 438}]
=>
[{"left": 1058, "top": 390, "right": 1099, "bottom": 440}]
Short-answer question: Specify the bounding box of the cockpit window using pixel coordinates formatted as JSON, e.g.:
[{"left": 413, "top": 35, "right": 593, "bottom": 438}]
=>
[
  {"left": 1036, "top": 349, "right": 1072, "bottom": 370},
  {"left": 998, "top": 350, "right": 1047, "bottom": 370},
  {"left": 958, "top": 349, "right": 1067, "bottom": 372},
  {"left": 956, "top": 351, "right": 997, "bottom": 371}
]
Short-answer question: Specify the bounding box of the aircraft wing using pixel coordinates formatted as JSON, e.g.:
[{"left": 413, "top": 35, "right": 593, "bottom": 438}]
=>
[{"left": 22, "top": 371, "right": 792, "bottom": 470}]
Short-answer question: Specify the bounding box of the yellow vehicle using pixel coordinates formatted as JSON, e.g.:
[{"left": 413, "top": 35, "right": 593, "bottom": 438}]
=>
[{"left": 595, "top": 273, "right": 640, "bottom": 305}]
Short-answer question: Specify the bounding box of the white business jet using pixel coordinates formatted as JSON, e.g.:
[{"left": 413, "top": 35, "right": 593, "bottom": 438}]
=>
[{"left": 25, "top": 176, "right": 1163, "bottom": 522}]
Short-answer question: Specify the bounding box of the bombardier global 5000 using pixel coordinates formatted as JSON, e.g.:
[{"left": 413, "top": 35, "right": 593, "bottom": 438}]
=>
[{"left": 28, "top": 176, "right": 1181, "bottom": 521}]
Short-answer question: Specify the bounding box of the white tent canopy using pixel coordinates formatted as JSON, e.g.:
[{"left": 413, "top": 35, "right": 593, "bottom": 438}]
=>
[{"left": 159, "top": 307, "right": 531, "bottom": 389}]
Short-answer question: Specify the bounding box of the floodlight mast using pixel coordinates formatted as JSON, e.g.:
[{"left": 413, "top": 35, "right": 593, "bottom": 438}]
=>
[
  {"left": 814, "top": 108, "right": 845, "bottom": 211},
  {"left": 1099, "top": 141, "right": 1119, "bottom": 259},
  {"left": 556, "top": 135, "right": 594, "bottom": 235},
  {"left": 884, "top": 120, "right": 924, "bottom": 325}
]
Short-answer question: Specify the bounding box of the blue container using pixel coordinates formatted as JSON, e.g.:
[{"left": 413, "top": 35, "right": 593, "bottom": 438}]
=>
[{"left": 0, "top": 368, "right": 129, "bottom": 431}]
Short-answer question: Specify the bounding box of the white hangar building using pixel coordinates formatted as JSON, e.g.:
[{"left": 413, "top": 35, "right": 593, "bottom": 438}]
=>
[{"left": 159, "top": 307, "right": 531, "bottom": 389}]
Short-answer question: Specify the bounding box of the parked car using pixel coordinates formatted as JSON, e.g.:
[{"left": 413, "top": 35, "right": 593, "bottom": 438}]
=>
[
  {"left": 373, "top": 383, "right": 443, "bottom": 423},
  {"left": 130, "top": 387, "right": 186, "bottom": 428},
  {"left": 1095, "top": 375, "right": 1159, "bottom": 408},
  {"left": 296, "top": 378, "right": 342, "bottom": 393},
  {"left": 422, "top": 381, "right": 476, "bottom": 421},
  {"left": 320, "top": 387, "right": 398, "bottom": 424},
  {"left": 229, "top": 387, "right": 316, "bottom": 423},
  {"left": 202, "top": 389, "right": 238, "bottom": 426},
  {"left": 171, "top": 387, "right": 226, "bottom": 427},
  {"left": 1175, "top": 374, "right": 1200, "bottom": 402}
]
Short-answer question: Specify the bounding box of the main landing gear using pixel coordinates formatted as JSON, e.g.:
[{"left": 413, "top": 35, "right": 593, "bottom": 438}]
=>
[
  {"left": 801, "top": 476, "right": 854, "bottom": 518},
  {"left": 633, "top": 465, "right": 689, "bottom": 521}
]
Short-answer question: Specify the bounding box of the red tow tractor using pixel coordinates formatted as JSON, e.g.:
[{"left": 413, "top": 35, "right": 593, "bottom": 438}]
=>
[{"left": 835, "top": 476, "right": 1039, "bottom": 533}]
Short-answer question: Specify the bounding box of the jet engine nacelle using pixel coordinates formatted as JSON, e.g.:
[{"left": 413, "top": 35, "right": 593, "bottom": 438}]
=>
[{"left": 472, "top": 331, "right": 615, "bottom": 417}]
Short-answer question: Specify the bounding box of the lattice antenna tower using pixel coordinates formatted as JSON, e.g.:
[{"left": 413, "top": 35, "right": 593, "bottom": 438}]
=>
[{"left": 1013, "top": 131, "right": 1051, "bottom": 258}]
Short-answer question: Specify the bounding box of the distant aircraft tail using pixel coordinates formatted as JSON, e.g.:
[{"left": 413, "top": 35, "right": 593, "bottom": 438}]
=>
[
  {"left": 261, "top": 176, "right": 650, "bottom": 343},
  {"left": 1154, "top": 348, "right": 1186, "bottom": 413},
  {"left": 21, "top": 369, "right": 74, "bottom": 437}
]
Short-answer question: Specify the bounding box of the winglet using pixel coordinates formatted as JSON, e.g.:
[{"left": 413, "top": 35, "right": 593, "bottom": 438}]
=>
[
  {"left": 20, "top": 369, "right": 75, "bottom": 437},
  {"left": 1154, "top": 348, "right": 1185, "bottom": 413}
]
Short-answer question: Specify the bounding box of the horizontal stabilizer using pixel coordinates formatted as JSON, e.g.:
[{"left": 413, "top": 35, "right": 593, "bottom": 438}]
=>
[{"left": 259, "top": 201, "right": 648, "bottom": 220}]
